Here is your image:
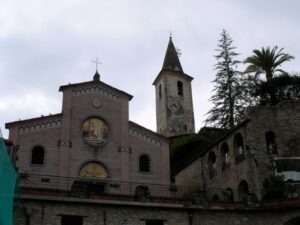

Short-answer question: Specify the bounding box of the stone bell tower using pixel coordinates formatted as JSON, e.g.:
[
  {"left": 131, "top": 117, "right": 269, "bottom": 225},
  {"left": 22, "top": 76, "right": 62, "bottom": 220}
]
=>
[{"left": 153, "top": 37, "right": 195, "bottom": 137}]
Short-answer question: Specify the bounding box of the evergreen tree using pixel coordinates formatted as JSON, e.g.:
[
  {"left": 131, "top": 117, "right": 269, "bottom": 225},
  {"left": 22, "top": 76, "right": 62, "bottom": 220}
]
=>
[{"left": 205, "top": 30, "right": 243, "bottom": 129}]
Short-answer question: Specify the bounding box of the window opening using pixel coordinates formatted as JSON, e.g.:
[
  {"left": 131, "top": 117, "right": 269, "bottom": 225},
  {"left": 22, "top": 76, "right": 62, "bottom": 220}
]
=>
[
  {"left": 266, "top": 131, "right": 277, "bottom": 154},
  {"left": 208, "top": 152, "right": 217, "bottom": 179},
  {"left": 145, "top": 220, "right": 164, "bottom": 225},
  {"left": 159, "top": 84, "right": 162, "bottom": 99},
  {"left": 177, "top": 81, "right": 183, "bottom": 96},
  {"left": 31, "top": 146, "right": 45, "bottom": 165},
  {"left": 61, "top": 215, "right": 83, "bottom": 225},
  {"left": 139, "top": 155, "right": 151, "bottom": 172},
  {"left": 234, "top": 133, "right": 245, "bottom": 164},
  {"left": 221, "top": 143, "right": 230, "bottom": 171}
]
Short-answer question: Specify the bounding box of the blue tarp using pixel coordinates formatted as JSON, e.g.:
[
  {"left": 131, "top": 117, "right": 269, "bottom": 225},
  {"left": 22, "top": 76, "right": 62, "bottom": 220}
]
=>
[{"left": 0, "top": 137, "right": 17, "bottom": 225}]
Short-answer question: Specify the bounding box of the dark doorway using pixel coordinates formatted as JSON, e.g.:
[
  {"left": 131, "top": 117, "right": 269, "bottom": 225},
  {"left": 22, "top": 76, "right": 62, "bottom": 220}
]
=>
[
  {"left": 238, "top": 180, "right": 249, "bottom": 202},
  {"left": 61, "top": 215, "right": 83, "bottom": 225},
  {"left": 145, "top": 220, "right": 164, "bottom": 225}
]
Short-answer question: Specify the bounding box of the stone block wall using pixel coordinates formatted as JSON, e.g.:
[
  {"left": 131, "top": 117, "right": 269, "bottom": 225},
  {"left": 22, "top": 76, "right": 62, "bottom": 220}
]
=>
[
  {"left": 14, "top": 199, "right": 300, "bottom": 225},
  {"left": 175, "top": 101, "right": 300, "bottom": 202}
]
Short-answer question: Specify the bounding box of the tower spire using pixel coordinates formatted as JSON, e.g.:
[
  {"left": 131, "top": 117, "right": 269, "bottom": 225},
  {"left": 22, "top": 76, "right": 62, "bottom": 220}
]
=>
[{"left": 162, "top": 37, "right": 183, "bottom": 73}]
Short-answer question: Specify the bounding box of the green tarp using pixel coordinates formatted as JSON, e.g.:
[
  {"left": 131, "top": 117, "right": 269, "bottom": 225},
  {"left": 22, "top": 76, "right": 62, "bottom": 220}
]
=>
[{"left": 0, "top": 137, "right": 17, "bottom": 225}]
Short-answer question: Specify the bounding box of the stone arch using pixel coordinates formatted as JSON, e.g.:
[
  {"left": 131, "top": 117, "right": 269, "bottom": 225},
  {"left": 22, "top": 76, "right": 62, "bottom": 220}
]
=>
[
  {"left": 266, "top": 131, "right": 277, "bottom": 154},
  {"left": 208, "top": 151, "right": 217, "bottom": 179},
  {"left": 79, "top": 161, "right": 109, "bottom": 179},
  {"left": 238, "top": 180, "right": 249, "bottom": 202},
  {"left": 220, "top": 142, "right": 230, "bottom": 171},
  {"left": 233, "top": 133, "right": 245, "bottom": 164}
]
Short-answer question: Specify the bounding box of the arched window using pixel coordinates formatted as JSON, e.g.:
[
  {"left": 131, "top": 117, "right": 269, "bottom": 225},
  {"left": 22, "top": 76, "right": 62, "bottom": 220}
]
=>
[
  {"left": 159, "top": 84, "right": 162, "bottom": 99},
  {"left": 31, "top": 146, "right": 45, "bottom": 165},
  {"left": 221, "top": 143, "right": 230, "bottom": 171},
  {"left": 234, "top": 133, "right": 245, "bottom": 164},
  {"left": 238, "top": 180, "right": 249, "bottom": 202},
  {"left": 266, "top": 131, "right": 277, "bottom": 154},
  {"left": 208, "top": 152, "right": 217, "bottom": 179},
  {"left": 79, "top": 162, "right": 108, "bottom": 179},
  {"left": 139, "top": 155, "right": 151, "bottom": 173},
  {"left": 177, "top": 81, "right": 183, "bottom": 96}
]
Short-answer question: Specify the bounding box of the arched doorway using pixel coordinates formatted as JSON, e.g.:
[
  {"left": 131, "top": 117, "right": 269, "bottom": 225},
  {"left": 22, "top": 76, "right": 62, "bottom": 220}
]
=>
[
  {"left": 224, "top": 187, "right": 234, "bottom": 202},
  {"left": 238, "top": 180, "right": 249, "bottom": 202},
  {"left": 72, "top": 162, "right": 109, "bottom": 196}
]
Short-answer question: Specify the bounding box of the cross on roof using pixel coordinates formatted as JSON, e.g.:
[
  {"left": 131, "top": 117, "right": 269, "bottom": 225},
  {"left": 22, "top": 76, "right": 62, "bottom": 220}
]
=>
[{"left": 92, "top": 57, "right": 102, "bottom": 71}]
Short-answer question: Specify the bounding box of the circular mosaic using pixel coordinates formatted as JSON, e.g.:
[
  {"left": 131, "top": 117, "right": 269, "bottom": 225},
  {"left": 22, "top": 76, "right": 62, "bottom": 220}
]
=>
[
  {"left": 92, "top": 98, "right": 102, "bottom": 108},
  {"left": 81, "top": 118, "right": 109, "bottom": 146}
]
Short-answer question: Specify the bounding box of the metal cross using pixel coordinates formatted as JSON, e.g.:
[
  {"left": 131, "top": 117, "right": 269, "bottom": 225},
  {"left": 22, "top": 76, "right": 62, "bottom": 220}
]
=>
[
  {"left": 92, "top": 57, "right": 102, "bottom": 71},
  {"left": 169, "top": 30, "right": 173, "bottom": 38}
]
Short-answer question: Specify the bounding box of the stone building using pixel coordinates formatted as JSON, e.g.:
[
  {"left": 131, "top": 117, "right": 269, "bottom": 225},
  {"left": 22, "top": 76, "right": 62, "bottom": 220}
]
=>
[
  {"left": 4, "top": 38, "right": 300, "bottom": 225},
  {"left": 153, "top": 37, "right": 195, "bottom": 137},
  {"left": 174, "top": 101, "right": 300, "bottom": 202}
]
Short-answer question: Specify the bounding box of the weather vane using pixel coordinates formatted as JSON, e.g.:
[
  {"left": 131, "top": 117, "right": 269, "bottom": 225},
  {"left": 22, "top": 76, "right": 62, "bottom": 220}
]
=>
[
  {"left": 92, "top": 57, "right": 102, "bottom": 71},
  {"left": 169, "top": 30, "right": 173, "bottom": 38}
]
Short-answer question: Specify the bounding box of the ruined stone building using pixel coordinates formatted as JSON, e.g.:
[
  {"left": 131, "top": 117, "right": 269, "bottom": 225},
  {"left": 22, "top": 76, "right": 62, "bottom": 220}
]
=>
[{"left": 4, "top": 38, "right": 300, "bottom": 225}]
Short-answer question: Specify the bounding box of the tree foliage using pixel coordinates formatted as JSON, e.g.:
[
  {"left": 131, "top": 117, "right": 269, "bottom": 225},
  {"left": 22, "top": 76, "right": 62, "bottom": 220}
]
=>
[
  {"left": 244, "top": 46, "right": 294, "bottom": 81},
  {"left": 205, "top": 30, "right": 244, "bottom": 129},
  {"left": 256, "top": 73, "right": 300, "bottom": 105}
]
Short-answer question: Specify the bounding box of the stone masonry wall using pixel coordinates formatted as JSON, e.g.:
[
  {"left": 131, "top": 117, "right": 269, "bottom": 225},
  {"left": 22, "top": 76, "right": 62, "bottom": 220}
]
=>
[
  {"left": 14, "top": 200, "right": 300, "bottom": 225},
  {"left": 175, "top": 100, "right": 300, "bottom": 201}
]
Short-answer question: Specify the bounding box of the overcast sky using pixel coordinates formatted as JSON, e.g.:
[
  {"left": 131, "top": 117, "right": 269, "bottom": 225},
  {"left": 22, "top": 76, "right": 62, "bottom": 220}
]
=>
[{"left": 1, "top": 0, "right": 299, "bottom": 138}]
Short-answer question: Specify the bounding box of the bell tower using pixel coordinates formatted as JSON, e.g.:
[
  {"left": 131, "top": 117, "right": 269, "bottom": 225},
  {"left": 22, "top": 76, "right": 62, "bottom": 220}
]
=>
[{"left": 153, "top": 37, "right": 195, "bottom": 137}]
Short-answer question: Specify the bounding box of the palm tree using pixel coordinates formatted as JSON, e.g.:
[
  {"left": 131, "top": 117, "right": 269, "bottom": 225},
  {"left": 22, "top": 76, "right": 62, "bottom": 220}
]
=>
[{"left": 244, "top": 46, "right": 294, "bottom": 81}]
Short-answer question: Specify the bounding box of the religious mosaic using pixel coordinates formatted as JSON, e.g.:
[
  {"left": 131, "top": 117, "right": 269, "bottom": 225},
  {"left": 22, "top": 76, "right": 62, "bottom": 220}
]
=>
[
  {"left": 79, "top": 162, "right": 108, "bottom": 179},
  {"left": 82, "top": 118, "right": 109, "bottom": 146}
]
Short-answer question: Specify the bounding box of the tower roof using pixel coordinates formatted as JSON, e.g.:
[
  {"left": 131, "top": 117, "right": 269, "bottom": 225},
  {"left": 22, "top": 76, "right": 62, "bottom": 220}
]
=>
[{"left": 162, "top": 37, "right": 183, "bottom": 73}]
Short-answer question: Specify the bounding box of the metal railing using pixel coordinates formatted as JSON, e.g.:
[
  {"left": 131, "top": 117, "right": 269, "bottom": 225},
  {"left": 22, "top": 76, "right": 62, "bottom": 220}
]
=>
[
  {"left": 18, "top": 173, "right": 202, "bottom": 203},
  {"left": 18, "top": 173, "right": 300, "bottom": 205}
]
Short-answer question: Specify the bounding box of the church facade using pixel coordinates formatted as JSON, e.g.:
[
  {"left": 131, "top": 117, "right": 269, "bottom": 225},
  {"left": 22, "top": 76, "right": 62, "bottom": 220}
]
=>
[{"left": 5, "top": 38, "right": 300, "bottom": 225}]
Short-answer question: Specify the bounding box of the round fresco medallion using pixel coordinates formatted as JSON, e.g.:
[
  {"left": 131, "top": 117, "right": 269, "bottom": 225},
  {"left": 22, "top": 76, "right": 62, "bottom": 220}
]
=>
[
  {"left": 92, "top": 98, "right": 101, "bottom": 108},
  {"left": 82, "top": 118, "right": 109, "bottom": 146}
]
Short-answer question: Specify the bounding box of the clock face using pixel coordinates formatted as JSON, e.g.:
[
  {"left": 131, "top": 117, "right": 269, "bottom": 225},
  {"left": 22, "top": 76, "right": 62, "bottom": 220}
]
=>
[
  {"left": 79, "top": 162, "right": 108, "bottom": 179},
  {"left": 81, "top": 117, "right": 109, "bottom": 146}
]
